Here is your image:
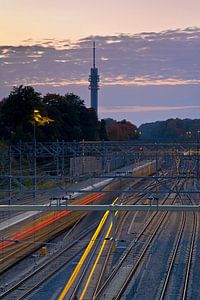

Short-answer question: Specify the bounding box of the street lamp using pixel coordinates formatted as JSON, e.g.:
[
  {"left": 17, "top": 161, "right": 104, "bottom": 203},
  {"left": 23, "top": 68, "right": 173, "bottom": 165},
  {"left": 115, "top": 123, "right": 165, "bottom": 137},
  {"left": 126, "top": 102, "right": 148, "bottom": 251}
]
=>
[
  {"left": 197, "top": 131, "right": 200, "bottom": 180},
  {"left": 32, "top": 109, "right": 54, "bottom": 201},
  {"left": 33, "top": 110, "right": 38, "bottom": 201}
]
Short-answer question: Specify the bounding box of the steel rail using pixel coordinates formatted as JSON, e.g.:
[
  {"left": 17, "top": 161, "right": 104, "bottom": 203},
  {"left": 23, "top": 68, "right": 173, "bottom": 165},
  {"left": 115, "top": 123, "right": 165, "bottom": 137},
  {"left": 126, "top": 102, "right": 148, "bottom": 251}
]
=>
[
  {"left": 182, "top": 194, "right": 198, "bottom": 300},
  {"left": 114, "top": 178, "right": 187, "bottom": 299},
  {"left": 0, "top": 222, "right": 99, "bottom": 300},
  {"left": 159, "top": 193, "right": 198, "bottom": 300},
  {"left": 66, "top": 175, "right": 173, "bottom": 299},
  {"left": 60, "top": 178, "right": 160, "bottom": 299},
  {"left": 0, "top": 169, "right": 157, "bottom": 292},
  {"left": 68, "top": 222, "right": 109, "bottom": 300},
  {"left": 0, "top": 212, "right": 87, "bottom": 274},
  {"left": 94, "top": 187, "right": 178, "bottom": 299},
  {"left": 159, "top": 208, "right": 186, "bottom": 299},
  {"left": 95, "top": 176, "right": 185, "bottom": 299},
  {"left": 91, "top": 185, "right": 156, "bottom": 300}
]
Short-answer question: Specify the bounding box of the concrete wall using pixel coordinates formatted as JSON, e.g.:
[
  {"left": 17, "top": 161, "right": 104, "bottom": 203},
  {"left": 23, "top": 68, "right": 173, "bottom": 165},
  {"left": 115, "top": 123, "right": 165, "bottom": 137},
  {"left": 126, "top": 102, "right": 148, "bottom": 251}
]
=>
[
  {"left": 70, "top": 156, "right": 102, "bottom": 176},
  {"left": 70, "top": 155, "right": 126, "bottom": 176}
]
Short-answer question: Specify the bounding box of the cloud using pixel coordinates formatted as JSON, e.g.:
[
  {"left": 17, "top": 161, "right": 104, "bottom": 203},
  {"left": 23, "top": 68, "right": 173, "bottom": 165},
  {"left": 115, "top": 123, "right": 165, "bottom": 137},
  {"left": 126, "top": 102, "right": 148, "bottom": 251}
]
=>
[
  {"left": 102, "top": 78, "right": 200, "bottom": 87},
  {"left": 1, "top": 27, "right": 200, "bottom": 125},
  {"left": 100, "top": 105, "right": 200, "bottom": 113},
  {"left": 1, "top": 27, "right": 200, "bottom": 93}
]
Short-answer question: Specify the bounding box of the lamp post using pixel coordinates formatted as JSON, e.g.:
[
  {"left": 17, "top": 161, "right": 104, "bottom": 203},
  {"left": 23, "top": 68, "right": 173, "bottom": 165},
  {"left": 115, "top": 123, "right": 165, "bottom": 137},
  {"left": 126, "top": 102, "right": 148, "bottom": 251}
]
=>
[
  {"left": 8, "top": 146, "right": 12, "bottom": 205},
  {"left": 32, "top": 109, "right": 54, "bottom": 201},
  {"left": 33, "top": 110, "right": 38, "bottom": 201},
  {"left": 197, "top": 131, "right": 200, "bottom": 180}
]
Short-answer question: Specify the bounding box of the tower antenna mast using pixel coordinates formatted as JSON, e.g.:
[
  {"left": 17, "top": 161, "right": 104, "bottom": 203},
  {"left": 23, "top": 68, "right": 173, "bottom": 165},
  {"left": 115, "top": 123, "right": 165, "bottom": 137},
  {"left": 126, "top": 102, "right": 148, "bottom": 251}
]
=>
[
  {"left": 89, "top": 41, "right": 100, "bottom": 116},
  {"left": 93, "top": 41, "right": 96, "bottom": 68}
]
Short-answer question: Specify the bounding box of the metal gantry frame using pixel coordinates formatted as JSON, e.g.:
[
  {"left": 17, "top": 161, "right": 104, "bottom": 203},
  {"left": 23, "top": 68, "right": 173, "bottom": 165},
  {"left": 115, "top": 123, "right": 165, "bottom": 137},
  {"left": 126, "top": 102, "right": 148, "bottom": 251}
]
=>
[
  {"left": 1, "top": 203, "right": 200, "bottom": 242},
  {"left": 1, "top": 204, "right": 200, "bottom": 212},
  {"left": 0, "top": 140, "right": 200, "bottom": 203}
]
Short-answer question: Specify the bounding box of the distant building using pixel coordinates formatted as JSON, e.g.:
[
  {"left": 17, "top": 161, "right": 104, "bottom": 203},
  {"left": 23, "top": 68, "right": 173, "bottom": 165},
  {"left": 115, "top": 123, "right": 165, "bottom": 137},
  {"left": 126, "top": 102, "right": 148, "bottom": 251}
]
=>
[{"left": 88, "top": 41, "right": 99, "bottom": 116}]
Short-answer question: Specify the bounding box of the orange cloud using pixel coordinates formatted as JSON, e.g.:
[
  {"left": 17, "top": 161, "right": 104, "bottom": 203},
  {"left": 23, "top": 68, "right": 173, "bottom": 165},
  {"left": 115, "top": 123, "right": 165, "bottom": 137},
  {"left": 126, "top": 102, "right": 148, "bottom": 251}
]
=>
[{"left": 100, "top": 105, "right": 200, "bottom": 113}]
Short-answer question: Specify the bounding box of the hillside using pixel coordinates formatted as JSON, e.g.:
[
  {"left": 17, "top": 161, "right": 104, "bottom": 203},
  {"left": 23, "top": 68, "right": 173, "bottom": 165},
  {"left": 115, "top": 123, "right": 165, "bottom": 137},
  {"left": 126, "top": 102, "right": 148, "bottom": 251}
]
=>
[{"left": 139, "top": 118, "right": 200, "bottom": 140}]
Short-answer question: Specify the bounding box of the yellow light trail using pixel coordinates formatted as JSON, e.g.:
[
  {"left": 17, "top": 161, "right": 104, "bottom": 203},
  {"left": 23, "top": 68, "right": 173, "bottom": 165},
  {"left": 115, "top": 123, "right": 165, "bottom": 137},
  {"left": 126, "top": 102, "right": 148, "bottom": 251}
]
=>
[
  {"left": 80, "top": 209, "right": 119, "bottom": 300},
  {"left": 58, "top": 197, "right": 119, "bottom": 300}
]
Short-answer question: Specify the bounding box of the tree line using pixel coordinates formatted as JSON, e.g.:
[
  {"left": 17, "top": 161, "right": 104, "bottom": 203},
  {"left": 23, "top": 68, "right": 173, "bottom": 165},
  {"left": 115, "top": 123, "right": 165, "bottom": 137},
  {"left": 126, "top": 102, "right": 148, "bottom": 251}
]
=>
[
  {"left": 139, "top": 118, "right": 200, "bottom": 140},
  {"left": 0, "top": 85, "right": 139, "bottom": 143}
]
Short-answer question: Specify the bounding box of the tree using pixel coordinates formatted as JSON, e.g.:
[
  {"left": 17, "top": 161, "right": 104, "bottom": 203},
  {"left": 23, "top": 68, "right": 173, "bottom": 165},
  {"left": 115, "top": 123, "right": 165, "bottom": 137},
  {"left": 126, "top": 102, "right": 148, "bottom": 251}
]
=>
[
  {"left": 107, "top": 119, "right": 139, "bottom": 141},
  {"left": 0, "top": 85, "right": 43, "bottom": 142},
  {"left": 139, "top": 118, "right": 200, "bottom": 140},
  {"left": 80, "top": 108, "right": 99, "bottom": 140},
  {"left": 0, "top": 86, "right": 102, "bottom": 143},
  {"left": 43, "top": 93, "right": 99, "bottom": 141},
  {"left": 99, "top": 119, "right": 108, "bottom": 140}
]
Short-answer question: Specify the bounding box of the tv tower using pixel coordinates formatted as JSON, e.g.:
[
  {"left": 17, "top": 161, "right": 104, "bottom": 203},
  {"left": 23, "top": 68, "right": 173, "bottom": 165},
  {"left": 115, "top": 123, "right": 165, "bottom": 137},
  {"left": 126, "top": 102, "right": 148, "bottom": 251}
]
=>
[{"left": 89, "top": 41, "right": 99, "bottom": 115}]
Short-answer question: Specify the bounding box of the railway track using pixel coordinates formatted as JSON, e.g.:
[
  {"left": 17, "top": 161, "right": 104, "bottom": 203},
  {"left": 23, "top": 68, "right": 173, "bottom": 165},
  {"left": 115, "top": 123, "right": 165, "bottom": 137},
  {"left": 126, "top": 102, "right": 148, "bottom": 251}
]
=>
[
  {"left": 67, "top": 219, "right": 111, "bottom": 300},
  {"left": 49, "top": 177, "right": 166, "bottom": 299},
  {"left": 0, "top": 171, "right": 157, "bottom": 299},
  {"left": 181, "top": 208, "right": 198, "bottom": 300},
  {"left": 0, "top": 191, "right": 107, "bottom": 273},
  {"left": 54, "top": 173, "right": 179, "bottom": 299},
  {"left": 97, "top": 180, "right": 198, "bottom": 300},
  {"left": 0, "top": 211, "right": 87, "bottom": 274},
  {"left": 91, "top": 177, "right": 171, "bottom": 299},
  {"left": 0, "top": 221, "right": 100, "bottom": 299},
  {"left": 159, "top": 159, "right": 199, "bottom": 300},
  {"left": 116, "top": 164, "right": 199, "bottom": 299},
  {"left": 0, "top": 164, "right": 169, "bottom": 299},
  {"left": 94, "top": 181, "right": 184, "bottom": 299},
  {"left": 158, "top": 194, "right": 198, "bottom": 300},
  {"left": 0, "top": 164, "right": 159, "bottom": 274}
]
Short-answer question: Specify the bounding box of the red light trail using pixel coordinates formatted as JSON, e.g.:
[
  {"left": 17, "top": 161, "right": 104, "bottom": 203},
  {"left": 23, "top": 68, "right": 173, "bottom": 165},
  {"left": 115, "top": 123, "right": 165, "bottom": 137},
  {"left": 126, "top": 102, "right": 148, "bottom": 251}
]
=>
[{"left": 0, "top": 193, "right": 104, "bottom": 251}]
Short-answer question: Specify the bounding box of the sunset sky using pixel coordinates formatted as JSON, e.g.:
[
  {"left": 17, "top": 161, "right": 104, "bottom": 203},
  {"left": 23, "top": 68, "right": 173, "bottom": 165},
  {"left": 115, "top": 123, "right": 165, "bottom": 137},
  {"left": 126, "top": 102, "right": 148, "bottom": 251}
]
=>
[{"left": 1, "top": 0, "right": 200, "bottom": 125}]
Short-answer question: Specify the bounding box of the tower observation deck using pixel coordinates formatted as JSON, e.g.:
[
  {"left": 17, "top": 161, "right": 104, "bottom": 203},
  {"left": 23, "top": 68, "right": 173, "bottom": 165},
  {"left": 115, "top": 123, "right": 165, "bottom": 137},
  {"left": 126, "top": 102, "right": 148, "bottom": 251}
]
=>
[{"left": 89, "top": 41, "right": 99, "bottom": 115}]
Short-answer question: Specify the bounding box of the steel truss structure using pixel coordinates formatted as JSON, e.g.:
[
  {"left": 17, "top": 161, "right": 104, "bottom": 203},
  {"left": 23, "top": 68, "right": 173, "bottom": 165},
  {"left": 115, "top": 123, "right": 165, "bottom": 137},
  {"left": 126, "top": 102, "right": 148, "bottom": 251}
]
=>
[
  {"left": 0, "top": 204, "right": 200, "bottom": 212},
  {"left": 0, "top": 140, "right": 199, "bottom": 203}
]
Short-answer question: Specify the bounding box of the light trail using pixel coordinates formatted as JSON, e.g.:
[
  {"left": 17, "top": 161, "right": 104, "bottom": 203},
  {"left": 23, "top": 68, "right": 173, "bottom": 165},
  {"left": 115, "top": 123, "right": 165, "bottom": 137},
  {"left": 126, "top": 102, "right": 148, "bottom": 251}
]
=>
[
  {"left": 0, "top": 193, "right": 104, "bottom": 251},
  {"left": 79, "top": 210, "right": 119, "bottom": 300},
  {"left": 80, "top": 222, "right": 112, "bottom": 299},
  {"left": 58, "top": 197, "right": 119, "bottom": 300}
]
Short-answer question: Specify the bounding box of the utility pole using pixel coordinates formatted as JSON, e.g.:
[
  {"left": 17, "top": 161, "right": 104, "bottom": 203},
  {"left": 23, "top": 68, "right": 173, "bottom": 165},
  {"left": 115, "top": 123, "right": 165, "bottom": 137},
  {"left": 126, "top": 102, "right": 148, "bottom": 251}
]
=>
[
  {"left": 8, "top": 146, "right": 12, "bottom": 205},
  {"left": 33, "top": 121, "right": 37, "bottom": 201},
  {"left": 197, "top": 131, "right": 200, "bottom": 180}
]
